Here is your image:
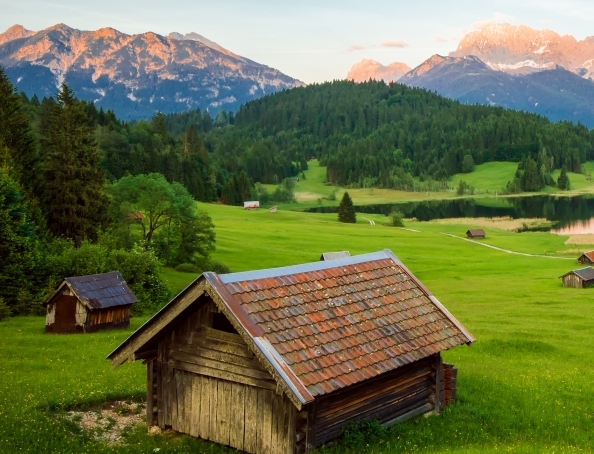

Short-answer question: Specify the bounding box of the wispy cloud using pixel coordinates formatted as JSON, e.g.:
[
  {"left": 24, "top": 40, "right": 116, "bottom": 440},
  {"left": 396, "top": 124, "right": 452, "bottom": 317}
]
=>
[
  {"left": 434, "top": 35, "right": 458, "bottom": 43},
  {"left": 381, "top": 39, "right": 408, "bottom": 48},
  {"left": 346, "top": 44, "right": 365, "bottom": 52}
]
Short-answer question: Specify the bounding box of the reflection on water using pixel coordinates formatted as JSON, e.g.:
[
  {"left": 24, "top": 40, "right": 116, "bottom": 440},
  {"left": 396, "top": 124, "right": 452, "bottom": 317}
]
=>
[
  {"left": 552, "top": 218, "right": 594, "bottom": 235},
  {"left": 306, "top": 195, "right": 594, "bottom": 234}
]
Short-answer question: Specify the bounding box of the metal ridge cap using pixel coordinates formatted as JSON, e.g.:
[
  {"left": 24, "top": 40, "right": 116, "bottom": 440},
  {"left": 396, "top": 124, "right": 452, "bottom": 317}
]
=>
[{"left": 218, "top": 250, "right": 392, "bottom": 284}]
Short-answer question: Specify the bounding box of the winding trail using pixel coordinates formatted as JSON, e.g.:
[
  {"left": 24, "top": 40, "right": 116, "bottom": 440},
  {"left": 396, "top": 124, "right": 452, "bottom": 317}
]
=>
[{"left": 440, "top": 233, "right": 574, "bottom": 260}]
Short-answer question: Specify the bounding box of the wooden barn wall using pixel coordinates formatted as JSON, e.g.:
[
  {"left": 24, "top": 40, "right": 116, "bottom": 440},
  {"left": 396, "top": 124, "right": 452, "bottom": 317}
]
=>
[
  {"left": 310, "top": 355, "right": 437, "bottom": 448},
  {"left": 45, "top": 295, "right": 79, "bottom": 333},
  {"left": 154, "top": 297, "right": 297, "bottom": 454},
  {"left": 562, "top": 274, "right": 584, "bottom": 288},
  {"left": 86, "top": 306, "right": 131, "bottom": 331}
]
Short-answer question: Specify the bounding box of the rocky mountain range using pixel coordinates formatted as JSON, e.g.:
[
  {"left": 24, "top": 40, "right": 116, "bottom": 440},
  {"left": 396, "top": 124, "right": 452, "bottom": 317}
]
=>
[
  {"left": 348, "top": 23, "right": 594, "bottom": 126},
  {"left": 0, "top": 23, "right": 303, "bottom": 119},
  {"left": 346, "top": 59, "right": 411, "bottom": 83}
]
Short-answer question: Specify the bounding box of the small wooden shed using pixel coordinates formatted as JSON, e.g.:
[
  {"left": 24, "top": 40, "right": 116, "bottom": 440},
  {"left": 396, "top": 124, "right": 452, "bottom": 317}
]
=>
[
  {"left": 577, "top": 251, "right": 594, "bottom": 265},
  {"left": 244, "top": 201, "right": 260, "bottom": 210},
  {"left": 560, "top": 267, "right": 594, "bottom": 288},
  {"left": 107, "top": 250, "right": 474, "bottom": 454},
  {"left": 466, "top": 229, "right": 486, "bottom": 239},
  {"left": 45, "top": 272, "right": 137, "bottom": 334},
  {"left": 319, "top": 251, "right": 351, "bottom": 261}
]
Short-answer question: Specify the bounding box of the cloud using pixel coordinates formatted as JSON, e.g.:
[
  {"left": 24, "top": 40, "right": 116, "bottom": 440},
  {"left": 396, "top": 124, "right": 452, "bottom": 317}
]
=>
[
  {"left": 381, "top": 39, "right": 408, "bottom": 48},
  {"left": 435, "top": 36, "right": 458, "bottom": 43},
  {"left": 346, "top": 44, "right": 365, "bottom": 52},
  {"left": 472, "top": 12, "right": 517, "bottom": 30}
]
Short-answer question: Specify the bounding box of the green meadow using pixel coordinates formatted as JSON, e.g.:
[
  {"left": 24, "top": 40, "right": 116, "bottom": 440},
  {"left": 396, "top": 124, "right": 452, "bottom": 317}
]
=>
[{"left": 2, "top": 204, "right": 594, "bottom": 453}]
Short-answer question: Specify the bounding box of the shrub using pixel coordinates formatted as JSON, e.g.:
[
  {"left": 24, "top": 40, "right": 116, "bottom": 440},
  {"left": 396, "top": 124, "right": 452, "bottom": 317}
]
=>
[
  {"left": 388, "top": 210, "right": 405, "bottom": 227},
  {"left": 175, "top": 263, "right": 197, "bottom": 273},
  {"left": 193, "top": 257, "right": 231, "bottom": 274}
]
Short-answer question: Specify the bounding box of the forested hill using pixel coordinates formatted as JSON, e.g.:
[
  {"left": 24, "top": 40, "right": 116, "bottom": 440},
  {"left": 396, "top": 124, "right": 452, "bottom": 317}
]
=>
[{"left": 220, "top": 80, "right": 594, "bottom": 188}]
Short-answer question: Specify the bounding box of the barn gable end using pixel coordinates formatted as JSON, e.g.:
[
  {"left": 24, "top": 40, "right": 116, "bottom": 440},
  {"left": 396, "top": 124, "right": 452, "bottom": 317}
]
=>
[{"left": 108, "top": 250, "right": 474, "bottom": 453}]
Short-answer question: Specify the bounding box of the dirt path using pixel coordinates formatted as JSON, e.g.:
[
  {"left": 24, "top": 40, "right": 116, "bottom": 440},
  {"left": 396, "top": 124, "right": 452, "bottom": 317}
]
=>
[{"left": 440, "top": 233, "right": 574, "bottom": 260}]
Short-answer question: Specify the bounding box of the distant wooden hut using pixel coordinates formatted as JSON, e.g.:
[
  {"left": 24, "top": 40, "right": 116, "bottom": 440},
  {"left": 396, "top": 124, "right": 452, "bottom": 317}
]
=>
[
  {"left": 269, "top": 206, "right": 277, "bottom": 213},
  {"left": 243, "top": 201, "right": 260, "bottom": 210},
  {"left": 560, "top": 267, "right": 594, "bottom": 288},
  {"left": 108, "top": 250, "right": 474, "bottom": 454},
  {"left": 319, "top": 251, "right": 351, "bottom": 261},
  {"left": 577, "top": 251, "right": 594, "bottom": 265},
  {"left": 45, "top": 272, "right": 136, "bottom": 334},
  {"left": 466, "top": 229, "right": 486, "bottom": 239}
]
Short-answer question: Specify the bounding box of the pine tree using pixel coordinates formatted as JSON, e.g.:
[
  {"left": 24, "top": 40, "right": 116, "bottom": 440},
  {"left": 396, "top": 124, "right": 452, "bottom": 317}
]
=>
[
  {"left": 0, "top": 65, "right": 42, "bottom": 202},
  {"left": 557, "top": 165, "right": 570, "bottom": 190},
  {"left": 41, "top": 83, "right": 108, "bottom": 244},
  {"left": 338, "top": 191, "right": 356, "bottom": 223}
]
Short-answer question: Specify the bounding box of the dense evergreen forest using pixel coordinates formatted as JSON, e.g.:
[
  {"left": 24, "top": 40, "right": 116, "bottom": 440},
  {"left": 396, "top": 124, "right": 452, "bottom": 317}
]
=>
[{"left": 3, "top": 67, "right": 594, "bottom": 317}]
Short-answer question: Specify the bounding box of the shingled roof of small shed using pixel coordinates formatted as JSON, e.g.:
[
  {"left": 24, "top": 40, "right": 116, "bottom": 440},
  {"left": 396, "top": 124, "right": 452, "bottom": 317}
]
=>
[
  {"left": 561, "top": 267, "right": 594, "bottom": 281},
  {"left": 47, "top": 272, "right": 137, "bottom": 309},
  {"left": 579, "top": 251, "right": 594, "bottom": 262},
  {"left": 208, "top": 250, "right": 474, "bottom": 399},
  {"left": 466, "top": 229, "right": 486, "bottom": 237},
  {"left": 320, "top": 251, "right": 351, "bottom": 261}
]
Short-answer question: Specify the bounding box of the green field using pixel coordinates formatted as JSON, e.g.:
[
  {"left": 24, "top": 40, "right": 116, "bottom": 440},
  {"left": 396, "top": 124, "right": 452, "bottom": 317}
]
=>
[
  {"left": 451, "top": 162, "right": 518, "bottom": 193},
  {"left": 2, "top": 204, "right": 594, "bottom": 453}
]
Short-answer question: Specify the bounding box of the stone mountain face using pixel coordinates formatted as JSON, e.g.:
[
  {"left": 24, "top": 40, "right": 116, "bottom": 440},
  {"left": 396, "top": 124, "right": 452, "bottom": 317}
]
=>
[
  {"left": 346, "top": 59, "right": 411, "bottom": 83},
  {"left": 0, "top": 23, "right": 304, "bottom": 119},
  {"left": 401, "top": 54, "right": 594, "bottom": 127},
  {"left": 450, "top": 22, "right": 594, "bottom": 80},
  {"left": 0, "top": 24, "right": 36, "bottom": 45}
]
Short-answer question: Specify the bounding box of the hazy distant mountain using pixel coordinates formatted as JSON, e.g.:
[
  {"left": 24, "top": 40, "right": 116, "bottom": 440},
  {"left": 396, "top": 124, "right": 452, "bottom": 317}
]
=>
[
  {"left": 450, "top": 23, "right": 594, "bottom": 80},
  {"left": 0, "top": 23, "right": 304, "bottom": 119},
  {"left": 400, "top": 54, "right": 594, "bottom": 127},
  {"left": 346, "top": 59, "right": 411, "bottom": 83}
]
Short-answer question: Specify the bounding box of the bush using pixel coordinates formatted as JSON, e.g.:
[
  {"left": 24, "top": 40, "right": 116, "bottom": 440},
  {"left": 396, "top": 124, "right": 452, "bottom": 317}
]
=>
[
  {"left": 175, "top": 263, "right": 197, "bottom": 273},
  {"left": 193, "top": 257, "right": 231, "bottom": 274},
  {"left": 388, "top": 210, "right": 405, "bottom": 227}
]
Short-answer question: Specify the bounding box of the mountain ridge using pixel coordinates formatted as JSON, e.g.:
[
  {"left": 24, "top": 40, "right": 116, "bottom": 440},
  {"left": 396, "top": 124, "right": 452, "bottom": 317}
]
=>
[{"left": 0, "top": 23, "right": 304, "bottom": 119}]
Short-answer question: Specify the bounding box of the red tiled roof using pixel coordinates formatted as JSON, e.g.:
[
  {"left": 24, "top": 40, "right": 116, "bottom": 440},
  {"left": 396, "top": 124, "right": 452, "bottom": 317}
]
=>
[
  {"left": 581, "top": 251, "right": 594, "bottom": 262},
  {"left": 207, "top": 250, "right": 474, "bottom": 400}
]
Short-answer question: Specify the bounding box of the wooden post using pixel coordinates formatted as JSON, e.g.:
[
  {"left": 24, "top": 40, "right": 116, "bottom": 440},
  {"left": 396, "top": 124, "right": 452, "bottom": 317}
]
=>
[
  {"left": 305, "top": 400, "right": 317, "bottom": 452},
  {"left": 434, "top": 354, "right": 444, "bottom": 413}
]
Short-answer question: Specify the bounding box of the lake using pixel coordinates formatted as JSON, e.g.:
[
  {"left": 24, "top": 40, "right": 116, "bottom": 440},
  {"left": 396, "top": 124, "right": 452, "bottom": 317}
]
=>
[{"left": 307, "top": 195, "right": 594, "bottom": 234}]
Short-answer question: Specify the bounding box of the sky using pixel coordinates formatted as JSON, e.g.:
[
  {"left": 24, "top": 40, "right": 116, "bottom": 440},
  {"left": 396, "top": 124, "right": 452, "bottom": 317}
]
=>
[{"left": 3, "top": 0, "right": 594, "bottom": 83}]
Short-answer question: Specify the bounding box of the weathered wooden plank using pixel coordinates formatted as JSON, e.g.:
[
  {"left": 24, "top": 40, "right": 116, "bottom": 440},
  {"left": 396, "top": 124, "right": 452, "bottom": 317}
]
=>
[
  {"left": 305, "top": 400, "right": 317, "bottom": 453},
  {"left": 209, "top": 377, "right": 219, "bottom": 444},
  {"left": 229, "top": 383, "right": 245, "bottom": 451},
  {"left": 243, "top": 385, "right": 258, "bottom": 454},
  {"left": 169, "top": 359, "right": 277, "bottom": 391},
  {"left": 262, "top": 389, "right": 273, "bottom": 454},
  {"left": 190, "top": 373, "right": 201, "bottom": 438},
  {"left": 170, "top": 341, "right": 266, "bottom": 371},
  {"left": 202, "top": 326, "right": 244, "bottom": 344},
  {"left": 146, "top": 362, "right": 154, "bottom": 426},
  {"left": 185, "top": 371, "right": 193, "bottom": 435},
  {"left": 199, "top": 375, "right": 210, "bottom": 440},
  {"left": 195, "top": 336, "right": 254, "bottom": 359},
  {"left": 271, "top": 392, "right": 280, "bottom": 453},
  {"left": 169, "top": 349, "right": 272, "bottom": 380},
  {"left": 286, "top": 397, "right": 296, "bottom": 454},
  {"left": 174, "top": 370, "right": 184, "bottom": 432},
  {"left": 218, "top": 380, "right": 231, "bottom": 446},
  {"left": 157, "top": 339, "right": 165, "bottom": 428},
  {"left": 256, "top": 388, "right": 266, "bottom": 454}
]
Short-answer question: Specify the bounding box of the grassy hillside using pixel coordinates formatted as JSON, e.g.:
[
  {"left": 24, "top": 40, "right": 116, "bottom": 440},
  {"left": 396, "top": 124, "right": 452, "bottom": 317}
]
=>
[{"left": 2, "top": 204, "right": 594, "bottom": 453}]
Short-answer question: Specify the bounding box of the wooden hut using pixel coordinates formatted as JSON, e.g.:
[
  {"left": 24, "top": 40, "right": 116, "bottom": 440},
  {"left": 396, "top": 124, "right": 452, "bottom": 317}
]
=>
[
  {"left": 466, "top": 229, "right": 486, "bottom": 239},
  {"left": 560, "top": 267, "right": 594, "bottom": 288},
  {"left": 244, "top": 201, "right": 260, "bottom": 210},
  {"left": 107, "top": 250, "right": 474, "bottom": 454},
  {"left": 319, "top": 251, "right": 351, "bottom": 261},
  {"left": 45, "top": 272, "right": 137, "bottom": 333},
  {"left": 577, "top": 251, "right": 594, "bottom": 265}
]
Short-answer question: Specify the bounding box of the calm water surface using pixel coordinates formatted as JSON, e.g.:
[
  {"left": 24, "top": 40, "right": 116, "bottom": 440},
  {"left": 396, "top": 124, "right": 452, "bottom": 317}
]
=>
[{"left": 307, "top": 195, "right": 594, "bottom": 234}]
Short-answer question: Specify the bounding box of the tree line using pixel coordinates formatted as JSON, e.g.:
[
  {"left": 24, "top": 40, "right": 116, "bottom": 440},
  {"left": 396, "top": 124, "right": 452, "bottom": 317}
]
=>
[{"left": 0, "top": 67, "right": 222, "bottom": 318}]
